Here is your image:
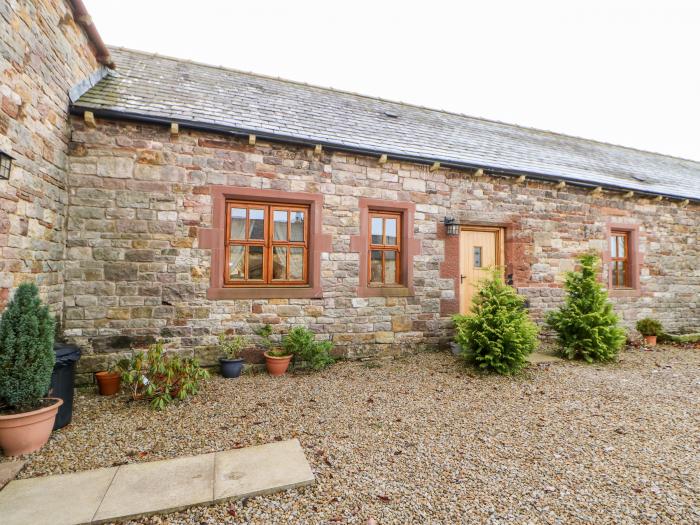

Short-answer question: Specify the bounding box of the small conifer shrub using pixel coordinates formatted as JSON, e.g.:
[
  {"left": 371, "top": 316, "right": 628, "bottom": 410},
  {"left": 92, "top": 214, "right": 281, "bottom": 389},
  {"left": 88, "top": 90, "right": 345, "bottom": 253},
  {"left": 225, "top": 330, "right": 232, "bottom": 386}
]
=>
[
  {"left": 0, "top": 283, "right": 56, "bottom": 410},
  {"left": 453, "top": 269, "right": 538, "bottom": 375},
  {"left": 547, "top": 254, "right": 626, "bottom": 362}
]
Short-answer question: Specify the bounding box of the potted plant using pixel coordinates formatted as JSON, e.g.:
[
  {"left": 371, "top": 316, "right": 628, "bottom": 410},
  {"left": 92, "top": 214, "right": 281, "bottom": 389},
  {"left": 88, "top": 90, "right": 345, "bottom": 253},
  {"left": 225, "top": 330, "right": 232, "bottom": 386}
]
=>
[
  {"left": 95, "top": 365, "right": 121, "bottom": 396},
  {"left": 636, "top": 318, "right": 663, "bottom": 347},
  {"left": 218, "top": 332, "right": 245, "bottom": 378},
  {"left": 258, "top": 324, "right": 292, "bottom": 376},
  {"left": 0, "top": 283, "right": 63, "bottom": 456}
]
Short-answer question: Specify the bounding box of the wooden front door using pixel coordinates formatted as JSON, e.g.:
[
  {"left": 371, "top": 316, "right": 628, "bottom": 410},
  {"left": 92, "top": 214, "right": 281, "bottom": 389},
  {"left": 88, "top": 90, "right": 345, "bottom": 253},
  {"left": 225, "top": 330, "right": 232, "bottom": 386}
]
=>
[{"left": 459, "top": 228, "right": 503, "bottom": 314}]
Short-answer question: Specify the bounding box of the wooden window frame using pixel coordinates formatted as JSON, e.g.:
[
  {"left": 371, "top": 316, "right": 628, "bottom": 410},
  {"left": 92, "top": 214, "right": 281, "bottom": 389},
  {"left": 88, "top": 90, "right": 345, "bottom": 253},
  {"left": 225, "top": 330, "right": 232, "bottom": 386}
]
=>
[
  {"left": 609, "top": 230, "right": 630, "bottom": 289},
  {"left": 604, "top": 223, "right": 642, "bottom": 297},
  {"left": 368, "top": 211, "right": 402, "bottom": 286},
  {"left": 225, "top": 201, "right": 309, "bottom": 287}
]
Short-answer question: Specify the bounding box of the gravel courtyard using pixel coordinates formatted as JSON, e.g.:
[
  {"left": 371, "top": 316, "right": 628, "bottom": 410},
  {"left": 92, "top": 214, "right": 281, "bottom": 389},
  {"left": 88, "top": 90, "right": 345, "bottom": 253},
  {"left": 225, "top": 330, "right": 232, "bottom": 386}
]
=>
[{"left": 12, "top": 347, "right": 700, "bottom": 524}]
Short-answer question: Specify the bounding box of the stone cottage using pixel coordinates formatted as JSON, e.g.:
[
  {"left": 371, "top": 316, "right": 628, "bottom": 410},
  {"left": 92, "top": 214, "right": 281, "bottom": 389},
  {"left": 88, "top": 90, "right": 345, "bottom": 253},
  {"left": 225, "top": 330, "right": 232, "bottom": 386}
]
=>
[{"left": 2, "top": 1, "right": 699, "bottom": 377}]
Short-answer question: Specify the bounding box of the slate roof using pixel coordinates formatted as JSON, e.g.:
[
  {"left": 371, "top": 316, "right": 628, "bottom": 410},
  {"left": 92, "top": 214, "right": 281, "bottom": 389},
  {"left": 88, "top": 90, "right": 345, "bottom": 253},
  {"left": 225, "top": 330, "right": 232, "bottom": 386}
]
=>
[{"left": 73, "top": 47, "right": 700, "bottom": 201}]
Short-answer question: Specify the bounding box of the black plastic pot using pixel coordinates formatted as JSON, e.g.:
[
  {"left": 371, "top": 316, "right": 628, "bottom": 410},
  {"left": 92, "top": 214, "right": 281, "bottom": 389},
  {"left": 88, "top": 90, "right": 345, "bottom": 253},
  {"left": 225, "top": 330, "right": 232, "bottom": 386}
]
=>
[
  {"left": 50, "top": 343, "right": 81, "bottom": 430},
  {"left": 219, "top": 357, "right": 244, "bottom": 378}
]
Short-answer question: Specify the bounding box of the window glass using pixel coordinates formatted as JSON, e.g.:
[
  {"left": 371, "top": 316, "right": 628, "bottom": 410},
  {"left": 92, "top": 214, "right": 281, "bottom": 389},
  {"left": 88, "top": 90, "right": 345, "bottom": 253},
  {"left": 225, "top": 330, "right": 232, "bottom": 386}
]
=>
[
  {"left": 384, "top": 250, "right": 397, "bottom": 283},
  {"left": 290, "top": 211, "right": 305, "bottom": 242},
  {"left": 272, "top": 246, "right": 287, "bottom": 280},
  {"left": 248, "top": 209, "right": 265, "bottom": 240},
  {"left": 273, "top": 210, "right": 288, "bottom": 240},
  {"left": 610, "top": 237, "right": 617, "bottom": 258},
  {"left": 247, "top": 246, "right": 264, "bottom": 279},
  {"left": 230, "top": 208, "right": 246, "bottom": 240},
  {"left": 229, "top": 245, "right": 245, "bottom": 280},
  {"left": 385, "top": 218, "right": 397, "bottom": 245},
  {"left": 370, "top": 250, "right": 383, "bottom": 282},
  {"left": 290, "top": 247, "right": 304, "bottom": 280},
  {"left": 371, "top": 217, "right": 383, "bottom": 244}
]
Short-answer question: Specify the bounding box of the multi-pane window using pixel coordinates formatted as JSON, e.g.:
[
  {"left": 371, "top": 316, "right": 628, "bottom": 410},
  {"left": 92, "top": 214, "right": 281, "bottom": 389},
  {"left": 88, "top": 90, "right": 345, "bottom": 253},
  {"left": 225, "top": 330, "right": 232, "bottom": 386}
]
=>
[
  {"left": 369, "top": 211, "right": 401, "bottom": 285},
  {"left": 610, "top": 231, "right": 630, "bottom": 288},
  {"left": 225, "top": 201, "right": 308, "bottom": 286}
]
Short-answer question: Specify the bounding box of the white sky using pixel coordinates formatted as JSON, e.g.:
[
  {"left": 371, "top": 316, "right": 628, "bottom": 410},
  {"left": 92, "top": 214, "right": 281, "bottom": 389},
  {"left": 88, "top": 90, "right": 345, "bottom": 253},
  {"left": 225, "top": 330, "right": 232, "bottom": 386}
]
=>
[{"left": 86, "top": 0, "right": 700, "bottom": 161}]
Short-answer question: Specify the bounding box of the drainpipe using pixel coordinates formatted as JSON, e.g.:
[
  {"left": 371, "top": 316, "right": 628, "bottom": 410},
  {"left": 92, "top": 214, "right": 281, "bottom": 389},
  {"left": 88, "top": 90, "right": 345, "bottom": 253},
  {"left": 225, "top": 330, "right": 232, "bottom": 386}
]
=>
[{"left": 70, "top": 0, "right": 115, "bottom": 69}]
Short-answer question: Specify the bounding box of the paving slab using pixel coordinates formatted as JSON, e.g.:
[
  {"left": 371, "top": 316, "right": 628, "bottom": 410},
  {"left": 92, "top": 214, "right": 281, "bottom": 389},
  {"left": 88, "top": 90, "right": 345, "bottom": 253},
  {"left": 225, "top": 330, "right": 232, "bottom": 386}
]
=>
[
  {"left": 0, "top": 460, "right": 25, "bottom": 489},
  {"left": 214, "top": 438, "right": 315, "bottom": 501},
  {"left": 93, "top": 452, "right": 215, "bottom": 523},
  {"left": 0, "top": 466, "right": 117, "bottom": 525}
]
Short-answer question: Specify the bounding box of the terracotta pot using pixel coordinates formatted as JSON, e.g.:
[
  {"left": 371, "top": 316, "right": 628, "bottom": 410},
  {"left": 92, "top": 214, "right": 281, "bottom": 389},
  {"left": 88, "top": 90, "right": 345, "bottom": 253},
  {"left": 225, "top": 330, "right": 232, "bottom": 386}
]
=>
[
  {"left": 0, "top": 398, "right": 63, "bottom": 457},
  {"left": 264, "top": 352, "right": 292, "bottom": 376},
  {"left": 643, "top": 335, "right": 657, "bottom": 347},
  {"left": 95, "top": 371, "right": 121, "bottom": 395}
]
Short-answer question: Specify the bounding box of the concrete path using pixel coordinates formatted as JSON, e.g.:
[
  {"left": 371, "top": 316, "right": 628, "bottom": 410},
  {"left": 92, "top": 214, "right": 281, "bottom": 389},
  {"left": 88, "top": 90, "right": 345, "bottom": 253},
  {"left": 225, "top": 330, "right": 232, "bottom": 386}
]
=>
[{"left": 0, "top": 439, "right": 314, "bottom": 525}]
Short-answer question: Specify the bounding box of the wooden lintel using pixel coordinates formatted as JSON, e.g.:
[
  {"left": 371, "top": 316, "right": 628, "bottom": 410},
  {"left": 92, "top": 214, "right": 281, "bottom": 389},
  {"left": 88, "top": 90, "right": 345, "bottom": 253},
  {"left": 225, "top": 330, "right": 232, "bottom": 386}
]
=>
[
  {"left": 170, "top": 122, "right": 179, "bottom": 136},
  {"left": 84, "top": 111, "right": 95, "bottom": 128},
  {"left": 430, "top": 161, "right": 440, "bottom": 172},
  {"left": 515, "top": 175, "right": 526, "bottom": 183},
  {"left": 248, "top": 134, "right": 256, "bottom": 146},
  {"left": 378, "top": 154, "right": 388, "bottom": 165},
  {"left": 314, "top": 144, "right": 323, "bottom": 156},
  {"left": 555, "top": 181, "right": 566, "bottom": 189},
  {"left": 622, "top": 190, "right": 634, "bottom": 199}
]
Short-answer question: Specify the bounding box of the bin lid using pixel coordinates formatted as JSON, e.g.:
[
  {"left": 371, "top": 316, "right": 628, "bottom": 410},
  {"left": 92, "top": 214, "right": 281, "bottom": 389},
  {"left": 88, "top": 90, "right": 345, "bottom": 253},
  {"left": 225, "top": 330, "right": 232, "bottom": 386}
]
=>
[{"left": 54, "top": 343, "right": 82, "bottom": 364}]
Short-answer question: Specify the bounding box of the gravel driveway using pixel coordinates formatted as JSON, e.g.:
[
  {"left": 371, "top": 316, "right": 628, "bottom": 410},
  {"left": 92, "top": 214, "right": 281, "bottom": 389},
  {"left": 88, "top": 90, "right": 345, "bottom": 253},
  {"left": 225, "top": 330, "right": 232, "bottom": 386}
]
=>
[{"left": 9, "top": 347, "right": 700, "bottom": 524}]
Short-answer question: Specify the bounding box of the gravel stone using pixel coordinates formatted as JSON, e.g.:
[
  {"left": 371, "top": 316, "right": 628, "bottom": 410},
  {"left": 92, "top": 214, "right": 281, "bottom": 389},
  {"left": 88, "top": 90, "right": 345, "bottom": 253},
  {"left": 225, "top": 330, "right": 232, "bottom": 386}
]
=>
[{"left": 3, "top": 347, "right": 699, "bottom": 524}]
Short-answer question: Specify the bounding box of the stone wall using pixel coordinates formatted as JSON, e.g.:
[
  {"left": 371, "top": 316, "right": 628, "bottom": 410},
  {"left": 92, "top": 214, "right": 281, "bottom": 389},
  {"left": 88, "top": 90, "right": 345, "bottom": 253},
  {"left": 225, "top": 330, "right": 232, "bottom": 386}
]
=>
[
  {"left": 0, "top": 0, "right": 98, "bottom": 314},
  {"left": 64, "top": 117, "right": 700, "bottom": 375}
]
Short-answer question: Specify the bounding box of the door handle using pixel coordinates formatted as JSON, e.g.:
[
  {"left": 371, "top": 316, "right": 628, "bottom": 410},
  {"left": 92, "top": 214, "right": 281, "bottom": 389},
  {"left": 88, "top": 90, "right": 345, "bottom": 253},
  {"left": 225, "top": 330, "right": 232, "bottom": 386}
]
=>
[{"left": 460, "top": 274, "right": 466, "bottom": 284}]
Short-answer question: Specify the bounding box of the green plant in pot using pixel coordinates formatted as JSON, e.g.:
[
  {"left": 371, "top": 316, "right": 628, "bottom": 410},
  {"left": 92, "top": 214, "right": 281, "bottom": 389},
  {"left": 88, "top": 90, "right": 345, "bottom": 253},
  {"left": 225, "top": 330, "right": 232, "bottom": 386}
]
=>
[
  {"left": 95, "top": 362, "right": 121, "bottom": 396},
  {"left": 636, "top": 318, "right": 663, "bottom": 347},
  {"left": 0, "top": 283, "right": 62, "bottom": 456},
  {"left": 218, "top": 332, "right": 246, "bottom": 378},
  {"left": 258, "top": 324, "right": 292, "bottom": 376}
]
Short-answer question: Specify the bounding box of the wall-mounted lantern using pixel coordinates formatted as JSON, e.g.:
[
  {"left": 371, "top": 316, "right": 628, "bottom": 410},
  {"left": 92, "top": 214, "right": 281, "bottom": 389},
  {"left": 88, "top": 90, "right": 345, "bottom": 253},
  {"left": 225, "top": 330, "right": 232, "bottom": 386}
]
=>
[
  {"left": 444, "top": 216, "right": 459, "bottom": 236},
  {"left": 0, "top": 151, "right": 13, "bottom": 180}
]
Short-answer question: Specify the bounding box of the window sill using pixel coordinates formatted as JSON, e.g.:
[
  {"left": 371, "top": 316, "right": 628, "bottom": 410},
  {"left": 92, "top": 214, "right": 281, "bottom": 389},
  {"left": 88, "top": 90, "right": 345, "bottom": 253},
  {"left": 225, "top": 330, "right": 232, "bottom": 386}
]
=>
[
  {"left": 608, "top": 287, "right": 641, "bottom": 298},
  {"left": 208, "top": 286, "right": 323, "bottom": 300},
  {"left": 357, "top": 285, "right": 413, "bottom": 298}
]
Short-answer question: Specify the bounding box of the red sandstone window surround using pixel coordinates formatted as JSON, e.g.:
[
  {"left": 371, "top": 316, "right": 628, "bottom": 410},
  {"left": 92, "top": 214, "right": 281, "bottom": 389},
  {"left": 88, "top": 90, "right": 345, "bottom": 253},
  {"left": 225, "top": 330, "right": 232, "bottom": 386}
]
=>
[
  {"left": 198, "top": 186, "right": 331, "bottom": 300},
  {"left": 350, "top": 198, "right": 421, "bottom": 297}
]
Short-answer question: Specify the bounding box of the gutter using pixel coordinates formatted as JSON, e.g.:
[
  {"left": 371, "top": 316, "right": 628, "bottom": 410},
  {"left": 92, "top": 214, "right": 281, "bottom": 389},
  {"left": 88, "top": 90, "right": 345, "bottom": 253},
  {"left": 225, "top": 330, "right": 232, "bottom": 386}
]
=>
[
  {"left": 68, "top": 106, "right": 699, "bottom": 204},
  {"left": 70, "top": 0, "right": 115, "bottom": 68}
]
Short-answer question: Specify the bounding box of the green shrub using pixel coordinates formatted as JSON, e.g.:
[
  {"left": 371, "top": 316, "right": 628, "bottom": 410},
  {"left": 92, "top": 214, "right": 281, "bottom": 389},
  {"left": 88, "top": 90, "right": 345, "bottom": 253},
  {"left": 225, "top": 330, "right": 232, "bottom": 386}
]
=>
[
  {"left": 453, "top": 269, "right": 538, "bottom": 375},
  {"left": 547, "top": 254, "right": 626, "bottom": 362},
  {"left": 282, "top": 326, "right": 335, "bottom": 371},
  {"left": 218, "top": 332, "right": 245, "bottom": 359},
  {"left": 0, "top": 283, "right": 55, "bottom": 410},
  {"left": 636, "top": 318, "right": 663, "bottom": 337},
  {"left": 116, "top": 341, "right": 209, "bottom": 410}
]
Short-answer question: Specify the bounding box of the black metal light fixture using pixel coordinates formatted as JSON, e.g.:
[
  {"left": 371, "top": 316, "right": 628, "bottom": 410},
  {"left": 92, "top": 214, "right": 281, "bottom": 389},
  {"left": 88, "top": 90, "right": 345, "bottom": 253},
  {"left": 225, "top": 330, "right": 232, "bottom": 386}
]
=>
[
  {"left": 0, "top": 151, "right": 13, "bottom": 180},
  {"left": 444, "top": 216, "right": 459, "bottom": 236}
]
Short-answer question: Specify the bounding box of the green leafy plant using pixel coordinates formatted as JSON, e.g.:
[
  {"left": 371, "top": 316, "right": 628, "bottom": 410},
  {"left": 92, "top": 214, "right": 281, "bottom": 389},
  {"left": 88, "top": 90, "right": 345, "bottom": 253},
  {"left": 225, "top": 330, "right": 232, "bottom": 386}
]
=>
[
  {"left": 282, "top": 326, "right": 335, "bottom": 371},
  {"left": 0, "top": 283, "right": 56, "bottom": 411},
  {"left": 636, "top": 318, "right": 663, "bottom": 337},
  {"left": 218, "top": 332, "right": 245, "bottom": 359},
  {"left": 256, "top": 324, "right": 290, "bottom": 357},
  {"left": 453, "top": 269, "right": 538, "bottom": 375},
  {"left": 547, "top": 254, "right": 626, "bottom": 362},
  {"left": 116, "top": 341, "right": 209, "bottom": 410}
]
